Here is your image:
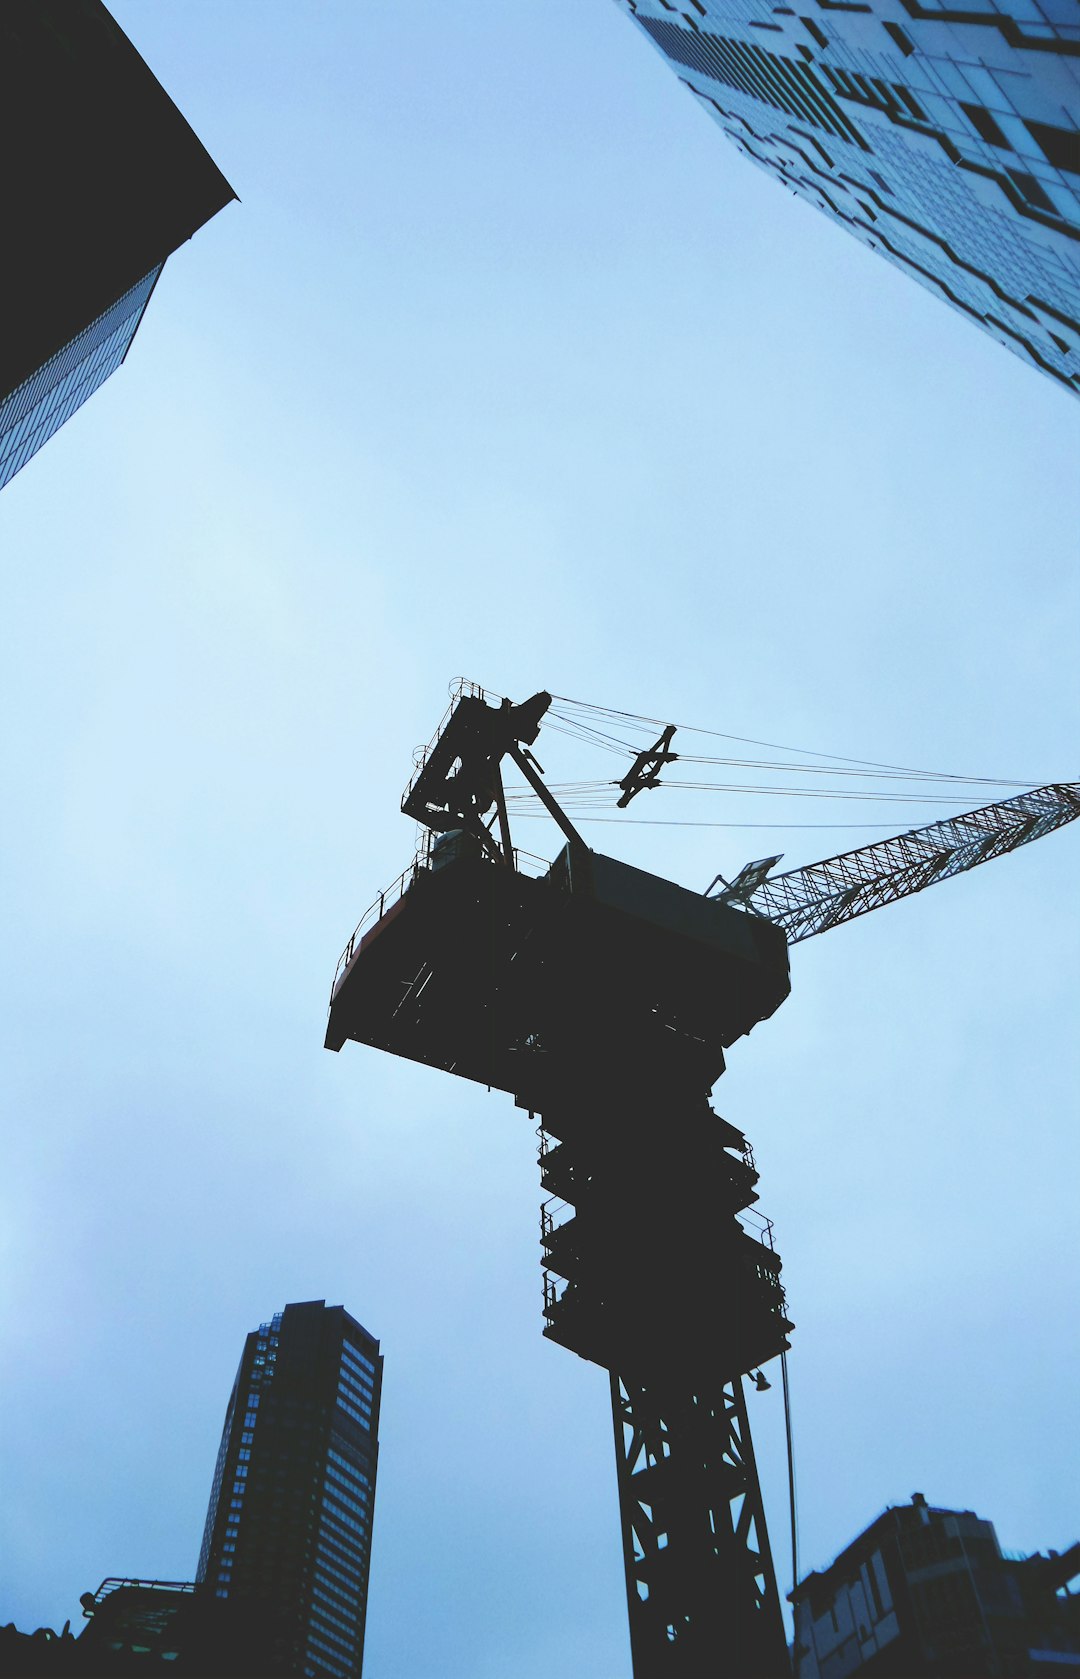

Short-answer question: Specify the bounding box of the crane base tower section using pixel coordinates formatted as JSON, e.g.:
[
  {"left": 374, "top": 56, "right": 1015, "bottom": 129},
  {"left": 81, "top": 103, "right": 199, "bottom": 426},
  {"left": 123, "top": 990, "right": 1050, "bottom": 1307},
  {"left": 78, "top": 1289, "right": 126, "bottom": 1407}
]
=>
[{"left": 327, "top": 843, "right": 794, "bottom": 1678}]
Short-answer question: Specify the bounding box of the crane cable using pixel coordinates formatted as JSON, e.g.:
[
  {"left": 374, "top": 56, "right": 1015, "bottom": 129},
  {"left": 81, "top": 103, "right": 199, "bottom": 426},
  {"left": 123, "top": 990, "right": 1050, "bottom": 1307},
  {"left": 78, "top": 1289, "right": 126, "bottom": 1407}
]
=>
[
  {"left": 781, "top": 1348, "right": 800, "bottom": 1670},
  {"left": 504, "top": 780, "right": 1024, "bottom": 805},
  {"left": 547, "top": 692, "right": 1050, "bottom": 789},
  {"left": 453, "top": 682, "right": 1059, "bottom": 829},
  {"left": 486, "top": 690, "right": 1056, "bottom": 829}
]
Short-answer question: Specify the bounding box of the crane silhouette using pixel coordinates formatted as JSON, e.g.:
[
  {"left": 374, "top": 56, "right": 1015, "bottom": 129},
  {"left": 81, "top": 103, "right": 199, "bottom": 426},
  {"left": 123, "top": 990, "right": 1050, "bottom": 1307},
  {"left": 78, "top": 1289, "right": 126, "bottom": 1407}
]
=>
[{"left": 325, "top": 686, "right": 1078, "bottom": 1679}]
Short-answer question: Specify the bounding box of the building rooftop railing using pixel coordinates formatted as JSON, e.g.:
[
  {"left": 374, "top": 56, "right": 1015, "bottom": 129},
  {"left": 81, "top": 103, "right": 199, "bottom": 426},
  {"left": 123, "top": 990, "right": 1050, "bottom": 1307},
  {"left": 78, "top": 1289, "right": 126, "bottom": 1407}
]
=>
[{"left": 88, "top": 1579, "right": 196, "bottom": 1611}]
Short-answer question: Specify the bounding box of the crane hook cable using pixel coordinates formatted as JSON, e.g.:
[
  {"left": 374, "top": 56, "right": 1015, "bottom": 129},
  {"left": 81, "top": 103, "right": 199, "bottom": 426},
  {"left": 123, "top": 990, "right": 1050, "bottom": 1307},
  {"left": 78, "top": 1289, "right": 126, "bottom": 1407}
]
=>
[
  {"left": 782, "top": 1348, "right": 800, "bottom": 1671},
  {"left": 547, "top": 692, "right": 1052, "bottom": 789}
]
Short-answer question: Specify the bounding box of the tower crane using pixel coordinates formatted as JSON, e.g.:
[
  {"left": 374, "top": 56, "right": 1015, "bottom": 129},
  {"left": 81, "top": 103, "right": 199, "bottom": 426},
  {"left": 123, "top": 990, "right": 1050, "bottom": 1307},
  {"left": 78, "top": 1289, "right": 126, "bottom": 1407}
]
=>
[{"left": 324, "top": 685, "right": 1079, "bottom": 1679}]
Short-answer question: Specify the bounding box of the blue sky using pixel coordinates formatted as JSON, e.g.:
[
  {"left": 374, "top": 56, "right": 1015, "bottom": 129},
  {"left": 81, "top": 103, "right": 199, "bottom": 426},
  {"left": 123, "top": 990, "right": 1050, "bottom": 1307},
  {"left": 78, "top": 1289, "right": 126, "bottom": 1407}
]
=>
[{"left": 1, "top": 5, "right": 1077, "bottom": 1675}]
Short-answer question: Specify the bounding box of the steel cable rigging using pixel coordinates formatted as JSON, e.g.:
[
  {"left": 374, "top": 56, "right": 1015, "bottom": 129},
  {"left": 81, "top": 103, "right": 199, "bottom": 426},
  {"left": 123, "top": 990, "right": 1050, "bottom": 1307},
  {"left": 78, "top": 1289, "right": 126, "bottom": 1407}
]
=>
[{"left": 485, "top": 689, "right": 1054, "bottom": 831}]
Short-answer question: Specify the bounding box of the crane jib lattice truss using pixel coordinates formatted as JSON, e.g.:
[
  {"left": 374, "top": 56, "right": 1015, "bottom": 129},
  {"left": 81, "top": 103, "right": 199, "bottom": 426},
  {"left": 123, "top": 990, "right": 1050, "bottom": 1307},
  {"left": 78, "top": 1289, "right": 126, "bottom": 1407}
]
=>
[{"left": 712, "top": 783, "right": 1080, "bottom": 943}]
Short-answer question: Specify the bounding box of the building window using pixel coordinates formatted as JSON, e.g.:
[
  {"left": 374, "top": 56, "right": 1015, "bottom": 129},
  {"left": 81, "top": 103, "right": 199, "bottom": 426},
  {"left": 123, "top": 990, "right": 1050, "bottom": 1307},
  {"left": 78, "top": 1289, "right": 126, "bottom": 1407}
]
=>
[
  {"left": 961, "top": 103, "right": 1008, "bottom": 148},
  {"left": 1025, "top": 120, "right": 1080, "bottom": 176},
  {"left": 893, "top": 85, "right": 926, "bottom": 119},
  {"left": 883, "top": 22, "right": 914, "bottom": 55},
  {"left": 1009, "top": 169, "right": 1056, "bottom": 212}
]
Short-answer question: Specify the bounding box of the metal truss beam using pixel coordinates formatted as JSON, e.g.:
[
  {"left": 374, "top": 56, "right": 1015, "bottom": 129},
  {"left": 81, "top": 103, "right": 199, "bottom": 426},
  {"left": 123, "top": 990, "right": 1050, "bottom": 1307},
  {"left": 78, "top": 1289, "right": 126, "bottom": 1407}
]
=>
[{"left": 715, "top": 782, "right": 1080, "bottom": 944}]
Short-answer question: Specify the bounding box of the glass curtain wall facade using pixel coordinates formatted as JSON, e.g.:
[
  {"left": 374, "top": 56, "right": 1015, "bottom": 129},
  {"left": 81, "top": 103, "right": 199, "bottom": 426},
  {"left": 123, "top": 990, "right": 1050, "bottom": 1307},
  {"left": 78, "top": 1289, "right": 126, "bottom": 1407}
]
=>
[
  {"left": 0, "top": 267, "right": 161, "bottom": 492},
  {"left": 612, "top": 0, "right": 1080, "bottom": 395},
  {"left": 197, "top": 1301, "right": 382, "bottom": 1679}
]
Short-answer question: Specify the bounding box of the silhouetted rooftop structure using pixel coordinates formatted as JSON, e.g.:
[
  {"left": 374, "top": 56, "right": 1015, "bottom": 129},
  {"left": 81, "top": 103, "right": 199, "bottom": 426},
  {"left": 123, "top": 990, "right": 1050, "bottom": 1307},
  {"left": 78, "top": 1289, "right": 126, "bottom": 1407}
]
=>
[
  {"left": 790, "top": 1493, "right": 1080, "bottom": 1677},
  {"left": 0, "top": 1577, "right": 282, "bottom": 1676}
]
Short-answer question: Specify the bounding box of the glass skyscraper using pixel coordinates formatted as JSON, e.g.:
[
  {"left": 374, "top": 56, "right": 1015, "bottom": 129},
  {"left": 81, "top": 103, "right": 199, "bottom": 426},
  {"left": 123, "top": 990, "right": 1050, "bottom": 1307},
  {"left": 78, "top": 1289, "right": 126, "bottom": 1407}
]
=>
[
  {"left": 0, "top": 269, "right": 163, "bottom": 492},
  {"left": 612, "top": 0, "right": 1080, "bottom": 395},
  {"left": 0, "top": 1, "right": 234, "bottom": 491},
  {"left": 197, "top": 1301, "right": 383, "bottom": 1679}
]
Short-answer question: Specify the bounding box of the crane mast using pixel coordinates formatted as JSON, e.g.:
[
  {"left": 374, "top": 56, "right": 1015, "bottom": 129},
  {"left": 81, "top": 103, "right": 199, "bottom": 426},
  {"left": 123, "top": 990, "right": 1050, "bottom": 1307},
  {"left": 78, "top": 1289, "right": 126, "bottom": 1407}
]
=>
[{"left": 325, "top": 686, "right": 1080, "bottom": 1679}]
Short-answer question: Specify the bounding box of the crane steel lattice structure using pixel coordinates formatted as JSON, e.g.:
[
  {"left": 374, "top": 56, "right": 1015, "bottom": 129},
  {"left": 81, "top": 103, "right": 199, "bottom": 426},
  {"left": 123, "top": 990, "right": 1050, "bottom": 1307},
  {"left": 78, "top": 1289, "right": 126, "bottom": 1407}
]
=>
[{"left": 324, "top": 686, "right": 1079, "bottom": 1679}]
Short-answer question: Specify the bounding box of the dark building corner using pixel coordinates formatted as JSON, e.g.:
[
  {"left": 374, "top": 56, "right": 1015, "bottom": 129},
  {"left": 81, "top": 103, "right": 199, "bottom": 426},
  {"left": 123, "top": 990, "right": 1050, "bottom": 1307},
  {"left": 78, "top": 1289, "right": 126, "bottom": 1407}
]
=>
[
  {"left": 790, "top": 1492, "right": 1080, "bottom": 1678},
  {"left": 0, "top": 0, "right": 234, "bottom": 492}
]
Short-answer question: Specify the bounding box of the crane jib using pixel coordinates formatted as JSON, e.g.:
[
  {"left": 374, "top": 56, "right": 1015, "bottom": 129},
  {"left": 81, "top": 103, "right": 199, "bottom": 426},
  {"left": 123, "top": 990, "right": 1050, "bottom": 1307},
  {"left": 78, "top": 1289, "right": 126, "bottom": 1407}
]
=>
[{"left": 735, "top": 782, "right": 1080, "bottom": 943}]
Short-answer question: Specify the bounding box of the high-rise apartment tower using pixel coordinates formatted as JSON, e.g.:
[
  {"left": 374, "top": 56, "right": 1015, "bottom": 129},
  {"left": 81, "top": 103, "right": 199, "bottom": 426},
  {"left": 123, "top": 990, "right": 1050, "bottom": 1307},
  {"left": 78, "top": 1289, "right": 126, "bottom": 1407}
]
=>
[
  {"left": 197, "top": 1301, "right": 382, "bottom": 1679},
  {"left": 613, "top": 0, "right": 1080, "bottom": 396},
  {"left": 0, "top": 1, "right": 234, "bottom": 491}
]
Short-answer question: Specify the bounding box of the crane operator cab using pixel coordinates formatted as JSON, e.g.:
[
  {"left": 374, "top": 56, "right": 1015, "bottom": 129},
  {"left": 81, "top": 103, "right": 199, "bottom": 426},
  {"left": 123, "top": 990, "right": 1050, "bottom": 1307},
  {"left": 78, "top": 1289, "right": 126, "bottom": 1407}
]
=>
[{"left": 427, "top": 828, "right": 482, "bottom": 873}]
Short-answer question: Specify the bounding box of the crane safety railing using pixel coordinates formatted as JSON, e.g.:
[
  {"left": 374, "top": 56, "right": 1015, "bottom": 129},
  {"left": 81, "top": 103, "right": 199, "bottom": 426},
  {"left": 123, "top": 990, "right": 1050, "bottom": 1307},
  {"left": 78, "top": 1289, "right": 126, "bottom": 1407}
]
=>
[
  {"left": 738, "top": 1205, "right": 777, "bottom": 1253},
  {"left": 401, "top": 677, "right": 492, "bottom": 810},
  {"left": 330, "top": 841, "right": 553, "bottom": 1004},
  {"left": 540, "top": 1193, "right": 573, "bottom": 1243},
  {"left": 88, "top": 1579, "right": 196, "bottom": 1609},
  {"left": 541, "top": 1250, "right": 785, "bottom": 1327},
  {"left": 539, "top": 1185, "right": 784, "bottom": 1306},
  {"left": 542, "top": 1270, "right": 566, "bottom": 1317},
  {"left": 737, "top": 1207, "right": 790, "bottom": 1324},
  {"left": 540, "top": 1124, "right": 779, "bottom": 1260},
  {"left": 331, "top": 858, "right": 421, "bottom": 1003}
]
